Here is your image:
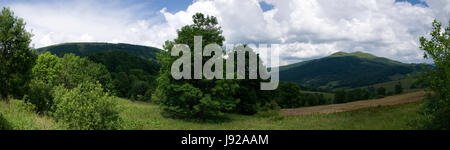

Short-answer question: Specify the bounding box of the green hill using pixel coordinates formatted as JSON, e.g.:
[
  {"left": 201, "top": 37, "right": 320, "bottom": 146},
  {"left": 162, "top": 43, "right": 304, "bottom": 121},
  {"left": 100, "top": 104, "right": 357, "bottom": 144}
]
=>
[
  {"left": 36, "top": 42, "right": 161, "bottom": 60},
  {"left": 279, "top": 51, "right": 424, "bottom": 89}
]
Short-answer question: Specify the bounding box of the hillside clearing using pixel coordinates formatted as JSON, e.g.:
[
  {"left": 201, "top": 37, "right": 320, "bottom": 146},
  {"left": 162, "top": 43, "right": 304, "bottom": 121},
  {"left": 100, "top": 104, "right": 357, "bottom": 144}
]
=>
[{"left": 281, "top": 90, "right": 425, "bottom": 116}]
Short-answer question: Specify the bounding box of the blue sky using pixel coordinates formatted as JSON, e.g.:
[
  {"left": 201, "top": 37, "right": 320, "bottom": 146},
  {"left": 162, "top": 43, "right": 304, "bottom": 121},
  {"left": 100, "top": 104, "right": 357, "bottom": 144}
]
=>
[
  {"left": 0, "top": 0, "right": 428, "bottom": 14},
  {"left": 396, "top": 0, "right": 428, "bottom": 6},
  {"left": 0, "top": 0, "right": 447, "bottom": 66}
]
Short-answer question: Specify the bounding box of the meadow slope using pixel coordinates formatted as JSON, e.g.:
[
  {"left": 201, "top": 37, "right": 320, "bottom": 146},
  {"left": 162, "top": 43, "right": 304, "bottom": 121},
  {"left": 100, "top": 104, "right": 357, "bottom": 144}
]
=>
[
  {"left": 281, "top": 90, "right": 425, "bottom": 116},
  {"left": 1, "top": 92, "right": 425, "bottom": 130}
]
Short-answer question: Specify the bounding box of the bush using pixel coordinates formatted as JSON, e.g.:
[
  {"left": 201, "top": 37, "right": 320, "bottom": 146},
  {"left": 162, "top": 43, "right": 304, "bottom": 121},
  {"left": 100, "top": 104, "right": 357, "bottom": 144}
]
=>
[
  {"left": 52, "top": 82, "right": 121, "bottom": 130},
  {"left": 255, "top": 101, "right": 281, "bottom": 118},
  {"left": 59, "top": 54, "right": 114, "bottom": 92},
  {"left": 26, "top": 52, "right": 62, "bottom": 112},
  {"left": 395, "top": 82, "right": 403, "bottom": 94},
  {"left": 128, "top": 80, "right": 151, "bottom": 101},
  {"left": 420, "top": 94, "right": 450, "bottom": 130},
  {"left": 0, "top": 114, "right": 12, "bottom": 130},
  {"left": 161, "top": 83, "right": 207, "bottom": 118},
  {"left": 27, "top": 53, "right": 115, "bottom": 112},
  {"left": 376, "top": 87, "right": 386, "bottom": 98}
]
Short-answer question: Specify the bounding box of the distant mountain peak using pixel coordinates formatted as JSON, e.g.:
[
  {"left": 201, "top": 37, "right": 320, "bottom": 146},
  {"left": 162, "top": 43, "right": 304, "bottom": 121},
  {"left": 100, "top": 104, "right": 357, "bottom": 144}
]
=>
[
  {"left": 329, "top": 51, "right": 377, "bottom": 59},
  {"left": 279, "top": 51, "right": 423, "bottom": 89}
]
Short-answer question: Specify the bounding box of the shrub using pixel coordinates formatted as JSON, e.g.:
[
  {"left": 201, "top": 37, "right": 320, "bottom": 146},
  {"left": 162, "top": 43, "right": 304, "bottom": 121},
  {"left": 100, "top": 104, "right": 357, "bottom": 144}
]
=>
[
  {"left": 376, "top": 87, "right": 386, "bottom": 98},
  {"left": 0, "top": 114, "right": 12, "bottom": 130},
  {"left": 26, "top": 52, "right": 62, "bottom": 112},
  {"left": 52, "top": 82, "right": 121, "bottom": 130},
  {"left": 420, "top": 94, "right": 450, "bottom": 130},
  {"left": 255, "top": 100, "right": 281, "bottom": 118},
  {"left": 59, "top": 54, "right": 114, "bottom": 92},
  {"left": 160, "top": 83, "right": 205, "bottom": 118},
  {"left": 128, "top": 80, "right": 151, "bottom": 101},
  {"left": 395, "top": 82, "right": 403, "bottom": 94},
  {"left": 27, "top": 53, "right": 115, "bottom": 112}
]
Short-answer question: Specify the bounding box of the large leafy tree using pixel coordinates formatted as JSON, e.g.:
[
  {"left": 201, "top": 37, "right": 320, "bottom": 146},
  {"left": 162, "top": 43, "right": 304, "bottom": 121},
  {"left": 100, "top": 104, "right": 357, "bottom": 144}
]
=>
[
  {"left": 231, "top": 47, "right": 276, "bottom": 114},
  {"left": 156, "top": 13, "right": 239, "bottom": 119},
  {"left": 419, "top": 19, "right": 450, "bottom": 130},
  {"left": 275, "top": 82, "right": 302, "bottom": 108},
  {"left": 0, "top": 7, "right": 36, "bottom": 99}
]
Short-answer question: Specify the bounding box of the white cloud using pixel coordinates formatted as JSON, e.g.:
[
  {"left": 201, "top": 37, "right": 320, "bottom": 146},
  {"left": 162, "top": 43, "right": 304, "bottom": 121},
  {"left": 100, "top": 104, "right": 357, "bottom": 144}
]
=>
[
  {"left": 157, "top": 0, "right": 446, "bottom": 65},
  {"left": 5, "top": 0, "right": 449, "bottom": 66}
]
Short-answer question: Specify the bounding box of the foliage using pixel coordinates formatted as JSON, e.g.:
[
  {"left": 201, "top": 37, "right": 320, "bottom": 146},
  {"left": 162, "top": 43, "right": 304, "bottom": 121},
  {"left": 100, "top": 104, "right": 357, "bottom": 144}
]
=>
[
  {"left": 275, "top": 82, "right": 303, "bottom": 108},
  {"left": 395, "top": 82, "right": 403, "bottom": 94},
  {"left": 0, "top": 7, "right": 36, "bottom": 99},
  {"left": 376, "top": 87, "right": 386, "bottom": 98},
  {"left": 334, "top": 88, "right": 373, "bottom": 104},
  {"left": 418, "top": 19, "right": 450, "bottom": 130},
  {"left": 274, "top": 82, "right": 330, "bottom": 108},
  {"left": 26, "top": 53, "right": 114, "bottom": 112},
  {"left": 87, "top": 51, "right": 159, "bottom": 99},
  {"left": 36, "top": 43, "right": 161, "bottom": 100},
  {"left": 231, "top": 47, "right": 275, "bottom": 114},
  {"left": 52, "top": 82, "right": 121, "bottom": 130},
  {"left": 59, "top": 54, "right": 114, "bottom": 91},
  {"left": 255, "top": 100, "right": 281, "bottom": 118},
  {"left": 0, "top": 113, "right": 12, "bottom": 130},
  {"left": 27, "top": 52, "right": 62, "bottom": 111},
  {"left": 128, "top": 80, "right": 151, "bottom": 101},
  {"left": 156, "top": 13, "right": 240, "bottom": 119}
]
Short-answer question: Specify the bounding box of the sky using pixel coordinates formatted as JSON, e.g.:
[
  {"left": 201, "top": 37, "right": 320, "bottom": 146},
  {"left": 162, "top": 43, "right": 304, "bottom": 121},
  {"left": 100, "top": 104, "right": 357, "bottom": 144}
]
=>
[{"left": 0, "top": 0, "right": 449, "bottom": 66}]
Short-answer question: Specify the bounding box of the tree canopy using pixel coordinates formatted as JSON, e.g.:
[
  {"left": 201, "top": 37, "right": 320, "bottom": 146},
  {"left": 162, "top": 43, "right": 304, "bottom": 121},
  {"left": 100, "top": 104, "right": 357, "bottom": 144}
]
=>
[{"left": 0, "top": 7, "right": 36, "bottom": 99}]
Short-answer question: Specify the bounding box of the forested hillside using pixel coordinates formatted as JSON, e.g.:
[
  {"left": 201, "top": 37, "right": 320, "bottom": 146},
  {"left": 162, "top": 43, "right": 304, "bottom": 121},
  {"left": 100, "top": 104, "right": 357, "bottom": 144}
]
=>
[
  {"left": 279, "top": 51, "right": 425, "bottom": 89},
  {"left": 36, "top": 42, "right": 161, "bottom": 60}
]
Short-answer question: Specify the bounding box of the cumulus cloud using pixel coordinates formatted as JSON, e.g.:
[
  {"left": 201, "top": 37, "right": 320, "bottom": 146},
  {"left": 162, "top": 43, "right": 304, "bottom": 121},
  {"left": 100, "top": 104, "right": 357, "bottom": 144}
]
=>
[
  {"left": 4, "top": 0, "right": 449, "bottom": 66},
  {"left": 156, "top": 0, "right": 446, "bottom": 65}
]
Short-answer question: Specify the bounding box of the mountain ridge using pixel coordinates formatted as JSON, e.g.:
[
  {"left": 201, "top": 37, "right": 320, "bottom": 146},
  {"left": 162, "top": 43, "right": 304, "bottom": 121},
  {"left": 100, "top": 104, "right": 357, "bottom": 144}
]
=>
[
  {"left": 36, "top": 42, "right": 162, "bottom": 60},
  {"left": 278, "top": 51, "right": 424, "bottom": 89}
]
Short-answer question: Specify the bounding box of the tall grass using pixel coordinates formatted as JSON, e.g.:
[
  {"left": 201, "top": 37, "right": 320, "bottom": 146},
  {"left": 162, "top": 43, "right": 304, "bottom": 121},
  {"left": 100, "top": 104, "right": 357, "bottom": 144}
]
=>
[
  {"left": 1, "top": 98, "right": 425, "bottom": 130},
  {"left": 118, "top": 98, "right": 424, "bottom": 130},
  {"left": 0, "top": 100, "right": 62, "bottom": 130}
]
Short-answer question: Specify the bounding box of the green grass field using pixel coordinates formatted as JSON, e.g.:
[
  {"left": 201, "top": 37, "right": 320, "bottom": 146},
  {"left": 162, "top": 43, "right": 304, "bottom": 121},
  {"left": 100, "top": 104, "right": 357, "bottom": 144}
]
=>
[{"left": 1, "top": 98, "right": 425, "bottom": 130}]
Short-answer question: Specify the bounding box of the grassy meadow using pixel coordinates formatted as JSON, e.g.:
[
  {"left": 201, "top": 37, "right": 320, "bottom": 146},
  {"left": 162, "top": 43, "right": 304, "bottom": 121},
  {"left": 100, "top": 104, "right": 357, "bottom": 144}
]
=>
[{"left": 1, "top": 98, "right": 425, "bottom": 130}]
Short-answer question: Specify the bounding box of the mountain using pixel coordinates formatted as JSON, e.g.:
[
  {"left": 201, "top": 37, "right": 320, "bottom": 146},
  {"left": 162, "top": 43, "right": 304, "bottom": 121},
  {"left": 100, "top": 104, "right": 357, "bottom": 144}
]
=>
[
  {"left": 278, "top": 51, "right": 424, "bottom": 89},
  {"left": 36, "top": 42, "right": 161, "bottom": 60}
]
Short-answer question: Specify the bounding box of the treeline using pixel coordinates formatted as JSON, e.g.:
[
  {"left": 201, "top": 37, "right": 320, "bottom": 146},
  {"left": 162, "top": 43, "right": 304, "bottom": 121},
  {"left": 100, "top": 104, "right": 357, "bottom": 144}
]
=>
[
  {"left": 275, "top": 82, "right": 331, "bottom": 108},
  {"left": 334, "top": 83, "right": 403, "bottom": 104},
  {"left": 36, "top": 42, "right": 160, "bottom": 61}
]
